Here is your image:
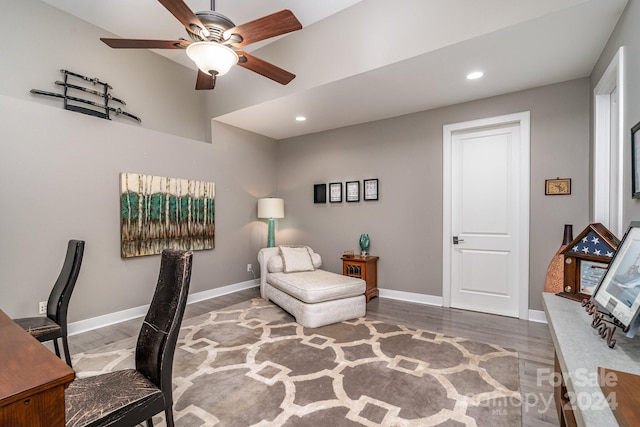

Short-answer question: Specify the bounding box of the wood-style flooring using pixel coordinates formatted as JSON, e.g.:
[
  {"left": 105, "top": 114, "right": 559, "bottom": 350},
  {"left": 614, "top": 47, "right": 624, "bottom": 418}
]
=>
[{"left": 67, "top": 287, "right": 558, "bottom": 427}]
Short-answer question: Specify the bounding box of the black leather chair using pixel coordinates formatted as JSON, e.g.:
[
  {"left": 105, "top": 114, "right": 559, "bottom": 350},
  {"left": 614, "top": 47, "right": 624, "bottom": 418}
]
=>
[
  {"left": 14, "top": 239, "right": 85, "bottom": 367},
  {"left": 65, "top": 249, "right": 193, "bottom": 427}
]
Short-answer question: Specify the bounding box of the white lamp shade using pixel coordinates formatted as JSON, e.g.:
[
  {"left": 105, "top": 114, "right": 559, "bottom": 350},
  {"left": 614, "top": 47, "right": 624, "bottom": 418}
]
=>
[
  {"left": 186, "top": 42, "right": 239, "bottom": 76},
  {"left": 258, "top": 198, "right": 284, "bottom": 219}
]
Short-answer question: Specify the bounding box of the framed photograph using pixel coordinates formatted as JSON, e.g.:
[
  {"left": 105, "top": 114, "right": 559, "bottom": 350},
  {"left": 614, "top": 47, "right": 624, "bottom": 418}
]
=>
[
  {"left": 364, "top": 179, "right": 379, "bottom": 201},
  {"left": 579, "top": 260, "right": 608, "bottom": 296},
  {"left": 346, "top": 181, "right": 360, "bottom": 202},
  {"left": 632, "top": 121, "right": 640, "bottom": 198},
  {"left": 545, "top": 178, "right": 571, "bottom": 195},
  {"left": 314, "top": 184, "right": 326, "bottom": 204},
  {"left": 593, "top": 221, "right": 640, "bottom": 328},
  {"left": 329, "top": 182, "right": 342, "bottom": 203}
]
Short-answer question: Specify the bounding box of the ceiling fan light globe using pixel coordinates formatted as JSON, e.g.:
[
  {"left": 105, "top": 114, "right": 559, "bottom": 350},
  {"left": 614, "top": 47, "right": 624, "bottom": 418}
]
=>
[{"left": 186, "top": 42, "right": 238, "bottom": 77}]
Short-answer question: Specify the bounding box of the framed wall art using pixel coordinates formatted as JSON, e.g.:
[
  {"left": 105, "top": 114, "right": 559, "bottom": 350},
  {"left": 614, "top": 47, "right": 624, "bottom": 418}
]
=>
[
  {"left": 545, "top": 178, "right": 571, "bottom": 195},
  {"left": 329, "top": 182, "right": 342, "bottom": 203},
  {"left": 314, "top": 184, "right": 326, "bottom": 203},
  {"left": 593, "top": 221, "right": 640, "bottom": 335},
  {"left": 364, "top": 178, "right": 379, "bottom": 201},
  {"left": 120, "top": 173, "right": 215, "bottom": 258},
  {"left": 346, "top": 181, "right": 360, "bottom": 202},
  {"left": 632, "top": 121, "right": 640, "bottom": 198}
]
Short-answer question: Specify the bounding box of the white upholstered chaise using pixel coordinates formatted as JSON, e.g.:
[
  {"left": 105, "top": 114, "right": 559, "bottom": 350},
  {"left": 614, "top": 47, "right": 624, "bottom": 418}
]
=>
[{"left": 258, "top": 246, "right": 366, "bottom": 328}]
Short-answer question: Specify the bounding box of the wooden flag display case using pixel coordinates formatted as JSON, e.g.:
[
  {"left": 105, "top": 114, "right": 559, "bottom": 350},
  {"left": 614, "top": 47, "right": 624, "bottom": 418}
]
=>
[{"left": 559, "top": 223, "right": 619, "bottom": 301}]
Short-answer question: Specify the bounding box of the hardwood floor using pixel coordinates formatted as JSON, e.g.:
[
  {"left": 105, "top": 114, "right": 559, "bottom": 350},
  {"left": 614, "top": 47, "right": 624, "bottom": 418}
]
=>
[{"left": 67, "top": 287, "right": 558, "bottom": 427}]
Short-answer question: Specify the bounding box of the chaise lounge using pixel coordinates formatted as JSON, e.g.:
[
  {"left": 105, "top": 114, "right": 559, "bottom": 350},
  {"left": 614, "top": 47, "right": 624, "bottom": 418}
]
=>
[{"left": 258, "top": 246, "right": 366, "bottom": 328}]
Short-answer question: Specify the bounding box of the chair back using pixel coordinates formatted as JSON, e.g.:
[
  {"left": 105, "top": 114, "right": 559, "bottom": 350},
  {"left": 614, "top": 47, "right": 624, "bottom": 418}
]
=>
[
  {"left": 135, "top": 249, "right": 193, "bottom": 408},
  {"left": 47, "top": 240, "right": 85, "bottom": 334}
]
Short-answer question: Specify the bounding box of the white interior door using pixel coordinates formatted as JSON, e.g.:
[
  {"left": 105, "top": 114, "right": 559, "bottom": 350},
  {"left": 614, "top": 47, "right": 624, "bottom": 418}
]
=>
[{"left": 443, "top": 113, "right": 530, "bottom": 319}]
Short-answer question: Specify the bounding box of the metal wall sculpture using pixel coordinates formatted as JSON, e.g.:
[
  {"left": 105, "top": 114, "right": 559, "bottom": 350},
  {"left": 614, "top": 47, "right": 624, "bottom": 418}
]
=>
[{"left": 120, "top": 173, "right": 215, "bottom": 258}]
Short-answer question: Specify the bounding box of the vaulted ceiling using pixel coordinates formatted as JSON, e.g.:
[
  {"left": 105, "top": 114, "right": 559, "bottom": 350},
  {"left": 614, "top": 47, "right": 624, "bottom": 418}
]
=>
[{"left": 43, "top": 0, "right": 628, "bottom": 140}]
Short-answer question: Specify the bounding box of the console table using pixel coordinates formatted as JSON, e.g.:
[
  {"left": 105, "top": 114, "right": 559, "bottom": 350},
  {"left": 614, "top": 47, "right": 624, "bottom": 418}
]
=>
[
  {"left": 341, "top": 255, "right": 379, "bottom": 302},
  {"left": 0, "top": 309, "right": 75, "bottom": 425},
  {"left": 542, "top": 293, "right": 640, "bottom": 427}
]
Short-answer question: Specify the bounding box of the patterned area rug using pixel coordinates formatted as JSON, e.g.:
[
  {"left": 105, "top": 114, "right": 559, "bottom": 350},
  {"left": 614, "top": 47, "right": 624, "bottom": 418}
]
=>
[{"left": 72, "top": 299, "right": 521, "bottom": 426}]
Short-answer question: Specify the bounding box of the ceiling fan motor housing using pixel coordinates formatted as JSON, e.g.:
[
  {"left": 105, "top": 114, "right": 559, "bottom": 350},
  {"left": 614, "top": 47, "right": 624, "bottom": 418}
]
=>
[{"left": 190, "top": 11, "right": 235, "bottom": 43}]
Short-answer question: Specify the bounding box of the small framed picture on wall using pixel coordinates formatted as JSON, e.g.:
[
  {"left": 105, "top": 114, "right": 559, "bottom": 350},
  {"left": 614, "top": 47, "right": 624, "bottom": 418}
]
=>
[
  {"left": 632, "top": 121, "right": 640, "bottom": 198},
  {"left": 364, "top": 179, "right": 378, "bottom": 201},
  {"left": 346, "top": 181, "right": 360, "bottom": 202},
  {"left": 329, "top": 182, "right": 342, "bottom": 203}
]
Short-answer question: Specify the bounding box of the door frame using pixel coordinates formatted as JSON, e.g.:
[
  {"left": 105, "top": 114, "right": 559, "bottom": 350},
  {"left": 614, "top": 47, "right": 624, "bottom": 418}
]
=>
[
  {"left": 593, "top": 46, "right": 625, "bottom": 238},
  {"left": 442, "top": 112, "right": 530, "bottom": 319}
]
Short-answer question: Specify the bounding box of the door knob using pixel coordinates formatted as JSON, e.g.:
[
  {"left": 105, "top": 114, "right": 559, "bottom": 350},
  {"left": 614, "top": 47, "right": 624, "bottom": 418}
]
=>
[{"left": 453, "top": 236, "right": 465, "bottom": 244}]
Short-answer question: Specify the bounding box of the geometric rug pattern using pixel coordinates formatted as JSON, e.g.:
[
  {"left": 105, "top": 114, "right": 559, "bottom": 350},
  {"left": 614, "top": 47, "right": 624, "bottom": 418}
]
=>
[{"left": 72, "top": 298, "right": 521, "bottom": 426}]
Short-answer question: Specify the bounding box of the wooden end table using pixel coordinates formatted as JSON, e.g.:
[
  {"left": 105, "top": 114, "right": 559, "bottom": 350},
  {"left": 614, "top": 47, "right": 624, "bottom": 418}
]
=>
[{"left": 341, "top": 255, "right": 379, "bottom": 303}]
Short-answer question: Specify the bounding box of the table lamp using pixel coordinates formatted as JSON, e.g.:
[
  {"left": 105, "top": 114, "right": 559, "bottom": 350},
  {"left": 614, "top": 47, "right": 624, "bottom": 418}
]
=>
[{"left": 258, "top": 198, "right": 284, "bottom": 247}]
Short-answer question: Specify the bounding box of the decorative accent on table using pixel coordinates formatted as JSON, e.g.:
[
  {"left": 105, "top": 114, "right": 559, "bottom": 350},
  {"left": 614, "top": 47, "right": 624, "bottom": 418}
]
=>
[
  {"left": 120, "top": 173, "right": 214, "bottom": 258},
  {"left": 545, "top": 178, "right": 571, "bottom": 195},
  {"left": 343, "top": 250, "right": 354, "bottom": 258},
  {"left": 346, "top": 181, "right": 360, "bottom": 202},
  {"left": 359, "top": 233, "right": 370, "bottom": 257},
  {"left": 592, "top": 221, "right": 640, "bottom": 339},
  {"left": 559, "top": 223, "right": 619, "bottom": 301},
  {"left": 582, "top": 299, "right": 620, "bottom": 348},
  {"left": 313, "top": 184, "right": 326, "bottom": 204},
  {"left": 30, "top": 69, "right": 141, "bottom": 122},
  {"left": 631, "top": 121, "right": 640, "bottom": 198},
  {"left": 329, "top": 182, "right": 342, "bottom": 203},
  {"left": 363, "top": 179, "right": 379, "bottom": 201},
  {"left": 544, "top": 224, "right": 573, "bottom": 293}
]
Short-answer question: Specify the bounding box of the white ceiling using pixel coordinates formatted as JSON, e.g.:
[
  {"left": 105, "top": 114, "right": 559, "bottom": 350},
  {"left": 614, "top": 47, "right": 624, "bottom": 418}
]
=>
[{"left": 43, "top": 0, "right": 628, "bottom": 140}]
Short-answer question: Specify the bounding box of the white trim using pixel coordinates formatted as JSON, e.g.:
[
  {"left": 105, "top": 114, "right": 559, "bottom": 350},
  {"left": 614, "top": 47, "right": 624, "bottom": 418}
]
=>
[
  {"left": 68, "top": 280, "right": 259, "bottom": 335},
  {"left": 442, "top": 111, "right": 531, "bottom": 319},
  {"left": 593, "top": 47, "right": 625, "bottom": 237},
  {"left": 528, "top": 309, "right": 548, "bottom": 324},
  {"left": 378, "top": 289, "right": 443, "bottom": 306}
]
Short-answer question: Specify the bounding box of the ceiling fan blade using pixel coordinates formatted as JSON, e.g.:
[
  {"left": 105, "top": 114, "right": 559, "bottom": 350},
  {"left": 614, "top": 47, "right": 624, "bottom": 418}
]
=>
[
  {"left": 195, "top": 70, "right": 216, "bottom": 90},
  {"left": 236, "top": 51, "right": 295, "bottom": 85},
  {"left": 224, "top": 10, "right": 302, "bottom": 47},
  {"left": 157, "top": 0, "right": 209, "bottom": 38},
  {"left": 101, "top": 38, "right": 190, "bottom": 49}
]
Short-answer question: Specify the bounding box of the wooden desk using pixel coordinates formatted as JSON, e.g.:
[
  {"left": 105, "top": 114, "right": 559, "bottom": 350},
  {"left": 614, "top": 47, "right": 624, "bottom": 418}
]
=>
[{"left": 0, "top": 310, "right": 75, "bottom": 426}]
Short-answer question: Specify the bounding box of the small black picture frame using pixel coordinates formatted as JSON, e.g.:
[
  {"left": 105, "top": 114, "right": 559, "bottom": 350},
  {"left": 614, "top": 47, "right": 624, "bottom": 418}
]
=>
[
  {"left": 329, "top": 182, "right": 342, "bottom": 203},
  {"left": 346, "top": 181, "right": 360, "bottom": 202},
  {"left": 632, "top": 121, "right": 640, "bottom": 198},
  {"left": 364, "top": 178, "right": 378, "bottom": 201},
  {"left": 314, "top": 184, "right": 326, "bottom": 204}
]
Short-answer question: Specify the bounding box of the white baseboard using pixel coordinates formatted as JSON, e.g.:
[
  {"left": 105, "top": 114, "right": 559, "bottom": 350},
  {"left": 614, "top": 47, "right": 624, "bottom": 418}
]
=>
[
  {"left": 68, "top": 280, "right": 259, "bottom": 336},
  {"left": 378, "top": 288, "right": 547, "bottom": 324},
  {"left": 378, "top": 289, "right": 443, "bottom": 306},
  {"left": 528, "top": 309, "right": 548, "bottom": 323},
  {"left": 69, "top": 282, "right": 546, "bottom": 335}
]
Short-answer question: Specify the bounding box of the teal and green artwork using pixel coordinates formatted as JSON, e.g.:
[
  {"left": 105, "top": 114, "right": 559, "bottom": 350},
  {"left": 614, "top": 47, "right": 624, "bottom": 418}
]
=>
[{"left": 120, "top": 173, "right": 215, "bottom": 258}]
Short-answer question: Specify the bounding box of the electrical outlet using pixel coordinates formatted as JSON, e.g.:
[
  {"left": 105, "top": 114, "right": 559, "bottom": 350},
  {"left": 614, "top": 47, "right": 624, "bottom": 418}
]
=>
[
  {"left": 247, "top": 263, "right": 253, "bottom": 272},
  {"left": 38, "top": 301, "right": 47, "bottom": 315}
]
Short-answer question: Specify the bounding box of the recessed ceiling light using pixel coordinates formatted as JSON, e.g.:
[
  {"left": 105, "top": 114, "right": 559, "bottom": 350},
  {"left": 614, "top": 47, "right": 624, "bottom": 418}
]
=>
[
  {"left": 295, "top": 116, "right": 306, "bottom": 122},
  {"left": 466, "top": 71, "right": 484, "bottom": 80}
]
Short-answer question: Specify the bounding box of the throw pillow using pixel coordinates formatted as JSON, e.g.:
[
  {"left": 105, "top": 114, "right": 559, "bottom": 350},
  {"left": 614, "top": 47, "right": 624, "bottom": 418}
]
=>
[
  {"left": 267, "top": 255, "right": 285, "bottom": 273},
  {"left": 279, "top": 246, "right": 314, "bottom": 273}
]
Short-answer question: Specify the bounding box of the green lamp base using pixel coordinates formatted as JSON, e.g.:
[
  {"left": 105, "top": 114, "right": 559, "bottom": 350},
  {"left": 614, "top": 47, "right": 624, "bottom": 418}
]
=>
[{"left": 267, "top": 218, "right": 276, "bottom": 247}]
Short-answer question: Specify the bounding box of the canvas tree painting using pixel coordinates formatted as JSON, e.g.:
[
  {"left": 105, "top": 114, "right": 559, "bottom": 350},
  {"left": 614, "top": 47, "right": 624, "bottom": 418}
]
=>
[{"left": 120, "top": 173, "right": 215, "bottom": 258}]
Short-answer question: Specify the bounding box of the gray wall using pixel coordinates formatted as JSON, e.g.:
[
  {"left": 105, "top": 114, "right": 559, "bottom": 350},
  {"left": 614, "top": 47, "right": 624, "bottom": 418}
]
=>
[
  {"left": 591, "top": 0, "right": 640, "bottom": 229},
  {"left": 276, "top": 79, "right": 591, "bottom": 311},
  {"left": 0, "top": 0, "right": 278, "bottom": 322}
]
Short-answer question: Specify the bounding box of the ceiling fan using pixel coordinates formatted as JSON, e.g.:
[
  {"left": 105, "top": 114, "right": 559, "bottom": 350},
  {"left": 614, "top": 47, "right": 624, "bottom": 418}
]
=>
[{"left": 100, "top": 0, "right": 302, "bottom": 90}]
